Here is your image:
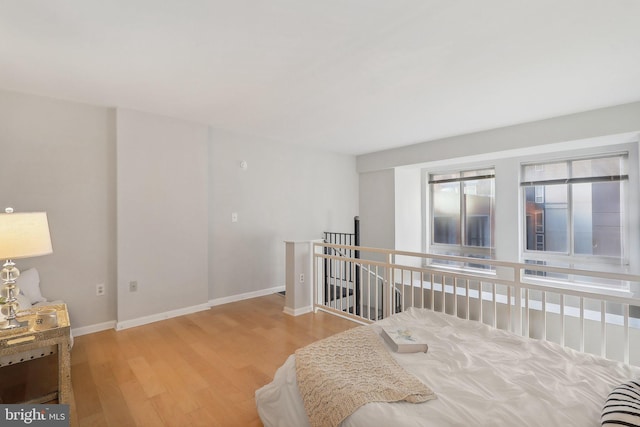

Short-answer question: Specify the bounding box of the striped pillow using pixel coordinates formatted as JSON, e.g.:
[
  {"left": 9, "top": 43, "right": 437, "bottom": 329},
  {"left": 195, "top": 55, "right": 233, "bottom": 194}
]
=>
[{"left": 602, "top": 380, "right": 640, "bottom": 427}]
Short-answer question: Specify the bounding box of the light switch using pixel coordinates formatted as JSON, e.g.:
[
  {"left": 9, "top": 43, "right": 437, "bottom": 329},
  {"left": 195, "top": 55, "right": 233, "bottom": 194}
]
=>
[{"left": 231, "top": 212, "right": 238, "bottom": 223}]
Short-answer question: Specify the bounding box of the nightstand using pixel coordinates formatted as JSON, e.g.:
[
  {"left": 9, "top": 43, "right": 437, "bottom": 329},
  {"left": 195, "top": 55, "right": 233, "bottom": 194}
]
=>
[{"left": 0, "top": 304, "right": 71, "bottom": 404}]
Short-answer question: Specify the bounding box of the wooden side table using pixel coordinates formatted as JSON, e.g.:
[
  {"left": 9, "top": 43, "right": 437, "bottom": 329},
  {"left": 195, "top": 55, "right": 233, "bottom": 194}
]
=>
[{"left": 0, "top": 304, "right": 71, "bottom": 404}]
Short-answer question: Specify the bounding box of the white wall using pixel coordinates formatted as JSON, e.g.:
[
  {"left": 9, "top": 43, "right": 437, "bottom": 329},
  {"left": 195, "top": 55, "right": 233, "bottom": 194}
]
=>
[
  {"left": 357, "top": 101, "right": 640, "bottom": 172},
  {"left": 116, "top": 109, "right": 209, "bottom": 323},
  {"left": 358, "top": 169, "right": 395, "bottom": 261},
  {"left": 395, "top": 168, "right": 422, "bottom": 251},
  {"left": 394, "top": 168, "right": 423, "bottom": 268},
  {"left": 0, "top": 90, "right": 116, "bottom": 328},
  {"left": 493, "top": 158, "right": 521, "bottom": 263},
  {"left": 208, "top": 129, "right": 359, "bottom": 300}
]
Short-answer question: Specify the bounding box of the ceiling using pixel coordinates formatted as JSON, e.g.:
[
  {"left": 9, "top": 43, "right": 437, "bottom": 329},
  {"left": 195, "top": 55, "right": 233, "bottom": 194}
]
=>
[{"left": 1, "top": 1, "right": 639, "bottom": 155}]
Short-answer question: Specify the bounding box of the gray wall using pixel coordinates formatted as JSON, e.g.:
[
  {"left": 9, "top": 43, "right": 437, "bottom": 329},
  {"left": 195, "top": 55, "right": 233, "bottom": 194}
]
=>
[
  {"left": 1, "top": 90, "right": 360, "bottom": 330},
  {"left": 209, "top": 129, "right": 359, "bottom": 300},
  {"left": 116, "top": 109, "right": 209, "bottom": 323},
  {"left": 0, "top": 90, "right": 116, "bottom": 329}
]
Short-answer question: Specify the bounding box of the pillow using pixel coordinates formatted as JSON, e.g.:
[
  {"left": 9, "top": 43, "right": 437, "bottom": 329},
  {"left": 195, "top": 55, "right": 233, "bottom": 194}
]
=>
[
  {"left": 16, "top": 292, "right": 31, "bottom": 309},
  {"left": 16, "top": 268, "right": 46, "bottom": 304},
  {"left": 602, "top": 380, "right": 640, "bottom": 427}
]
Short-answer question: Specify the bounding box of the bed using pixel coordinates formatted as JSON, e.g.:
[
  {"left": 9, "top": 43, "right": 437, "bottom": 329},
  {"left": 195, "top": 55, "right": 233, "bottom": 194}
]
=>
[{"left": 255, "top": 307, "right": 640, "bottom": 427}]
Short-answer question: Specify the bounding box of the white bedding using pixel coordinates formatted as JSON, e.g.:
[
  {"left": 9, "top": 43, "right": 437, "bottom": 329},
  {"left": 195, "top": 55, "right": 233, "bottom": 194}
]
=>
[{"left": 255, "top": 307, "right": 640, "bottom": 427}]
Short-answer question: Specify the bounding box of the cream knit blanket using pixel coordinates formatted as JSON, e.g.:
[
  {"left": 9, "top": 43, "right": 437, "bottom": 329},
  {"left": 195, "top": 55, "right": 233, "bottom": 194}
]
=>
[{"left": 295, "top": 326, "right": 435, "bottom": 427}]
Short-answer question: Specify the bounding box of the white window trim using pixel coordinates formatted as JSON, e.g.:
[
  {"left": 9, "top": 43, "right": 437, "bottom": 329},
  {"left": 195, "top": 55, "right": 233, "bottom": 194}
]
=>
[
  {"left": 427, "top": 167, "right": 496, "bottom": 258},
  {"left": 420, "top": 139, "right": 639, "bottom": 293},
  {"left": 520, "top": 150, "right": 632, "bottom": 269}
]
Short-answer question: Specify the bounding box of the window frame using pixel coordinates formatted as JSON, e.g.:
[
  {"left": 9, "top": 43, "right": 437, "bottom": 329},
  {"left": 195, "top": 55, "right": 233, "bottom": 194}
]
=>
[
  {"left": 428, "top": 167, "right": 495, "bottom": 259},
  {"left": 520, "top": 152, "right": 630, "bottom": 268}
]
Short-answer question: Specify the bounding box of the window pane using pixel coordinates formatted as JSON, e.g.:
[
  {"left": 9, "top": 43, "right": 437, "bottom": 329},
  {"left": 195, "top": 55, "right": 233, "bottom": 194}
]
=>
[
  {"left": 573, "top": 182, "right": 622, "bottom": 256},
  {"left": 572, "top": 156, "right": 626, "bottom": 179},
  {"left": 524, "top": 184, "right": 568, "bottom": 252},
  {"left": 431, "top": 172, "right": 459, "bottom": 182},
  {"left": 544, "top": 184, "right": 568, "bottom": 204},
  {"left": 464, "top": 178, "right": 494, "bottom": 247},
  {"left": 545, "top": 206, "right": 568, "bottom": 252},
  {"left": 431, "top": 169, "right": 495, "bottom": 183},
  {"left": 522, "top": 162, "right": 568, "bottom": 182},
  {"left": 462, "top": 169, "right": 494, "bottom": 179},
  {"left": 433, "top": 182, "right": 460, "bottom": 244}
]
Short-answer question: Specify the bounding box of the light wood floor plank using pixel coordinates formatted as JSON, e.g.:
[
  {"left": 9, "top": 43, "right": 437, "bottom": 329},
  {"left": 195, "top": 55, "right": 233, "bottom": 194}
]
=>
[
  {"left": 127, "top": 356, "right": 167, "bottom": 399},
  {"left": 72, "top": 362, "right": 102, "bottom": 421},
  {"left": 71, "top": 294, "right": 357, "bottom": 426}
]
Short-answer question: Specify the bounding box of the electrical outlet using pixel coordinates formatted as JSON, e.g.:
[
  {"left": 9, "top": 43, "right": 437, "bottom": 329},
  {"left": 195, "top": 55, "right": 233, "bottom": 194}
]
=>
[
  {"left": 96, "top": 283, "right": 105, "bottom": 296},
  {"left": 129, "top": 280, "right": 138, "bottom": 292},
  {"left": 299, "top": 273, "right": 304, "bottom": 283}
]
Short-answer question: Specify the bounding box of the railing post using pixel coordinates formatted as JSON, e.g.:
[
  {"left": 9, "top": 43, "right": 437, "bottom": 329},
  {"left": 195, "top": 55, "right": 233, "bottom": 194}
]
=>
[
  {"left": 385, "top": 253, "right": 393, "bottom": 318},
  {"left": 514, "top": 266, "right": 522, "bottom": 336},
  {"left": 354, "top": 216, "right": 360, "bottom": 316},
  {"left": 313, "top": 242, "right": 319, "bottom": 313},
  {"left": 323, "top": 235, "right": 329, "bottom": 305}
]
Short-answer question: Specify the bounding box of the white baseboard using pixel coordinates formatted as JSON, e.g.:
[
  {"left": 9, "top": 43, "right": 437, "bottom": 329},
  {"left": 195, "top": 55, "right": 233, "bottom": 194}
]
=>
[
  {"left": 115, "top": 302, "right": 210, "bottom": 331},
  {"left": 71, "top": 288, "right": 287, "bottom": 336},
  {"left": 71, "top": 320, "right": 117, "bottom": 337},
  {"left": 283, "top": 305, "right": 313, "bottom": 316},
  {"left": 209, "top": 285, "right": 285, "bottom": 307}
]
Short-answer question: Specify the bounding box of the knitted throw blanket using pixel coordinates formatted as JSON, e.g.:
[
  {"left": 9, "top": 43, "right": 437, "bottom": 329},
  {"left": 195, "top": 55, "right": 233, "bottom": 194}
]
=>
[{"left": 295, "top": 326, "right": 435, "bottom": 427}]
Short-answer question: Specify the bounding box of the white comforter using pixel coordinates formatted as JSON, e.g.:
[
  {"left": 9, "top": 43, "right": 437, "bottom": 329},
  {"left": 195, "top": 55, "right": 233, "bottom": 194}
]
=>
[{"left": 255, "top": 308, "right": 640, "bottom": 427}]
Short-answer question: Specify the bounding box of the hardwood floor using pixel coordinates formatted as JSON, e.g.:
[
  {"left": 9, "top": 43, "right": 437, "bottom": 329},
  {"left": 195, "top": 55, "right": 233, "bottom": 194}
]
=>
[{"left": 70, "top": 294, "right": 357, "bottom": 426}]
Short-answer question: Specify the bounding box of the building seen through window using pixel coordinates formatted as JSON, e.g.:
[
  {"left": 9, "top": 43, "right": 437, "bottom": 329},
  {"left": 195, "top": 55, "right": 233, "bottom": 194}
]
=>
[{"left": 522, "top": 154, "right": 627, "bottom": 265}]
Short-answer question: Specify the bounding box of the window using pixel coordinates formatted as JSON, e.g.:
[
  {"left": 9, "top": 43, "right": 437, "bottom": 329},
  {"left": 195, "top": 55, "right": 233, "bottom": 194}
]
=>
[
  {"left": 429, "top": 168, "right": 495, "bottom": 258},
  {"left": 521, "top": 154, "right": 628, "bottom": 266}
]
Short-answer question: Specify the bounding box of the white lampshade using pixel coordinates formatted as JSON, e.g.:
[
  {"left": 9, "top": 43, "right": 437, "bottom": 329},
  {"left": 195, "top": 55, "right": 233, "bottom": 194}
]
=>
[{"left": 0, "top": 212, "right": 53, "bottom": 260}]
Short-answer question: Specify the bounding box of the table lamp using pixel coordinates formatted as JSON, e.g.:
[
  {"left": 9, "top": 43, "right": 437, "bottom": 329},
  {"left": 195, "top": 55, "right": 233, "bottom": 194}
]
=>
[{"left": 0, "top": 208, "right": 53, "bottom": 329}]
